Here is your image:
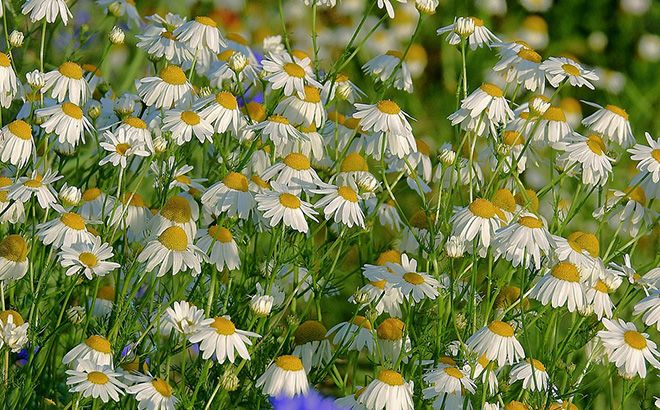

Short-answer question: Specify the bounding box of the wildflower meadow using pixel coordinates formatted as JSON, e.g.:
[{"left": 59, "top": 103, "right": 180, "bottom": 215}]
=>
[{"left": 0, "top": 0, "right": 658, "bottom": 409}]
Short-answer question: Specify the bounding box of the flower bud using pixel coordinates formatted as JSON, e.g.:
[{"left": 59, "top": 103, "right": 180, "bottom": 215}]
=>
[
  {"left": 444, "top": 236, "right": 466, "bottom": 258},
  {"left": 220, "top": 368, "right": 239, "bottom": 391},
  {"left": 415, "top": 0, "right": 438, "bottom": 14},
  {"left": 228, "top": 52, "right": 248, "bottom": 73},
  {"left": 250, "top": 294, "right": 273, "bottom": 317},
  {"left": 108, "top": 1, "right": 124, "bottom": 17},
  {"left": 455, "top": 17, "right": 475, "bottom": 37},
  {"left": 59, "top": 184, "right": 82, "bottom": 207},
  {"left": 438, "top": 144, "right": 456, "bottom": 165},
  {"left": 26, "top": 70, "right": 45, "bottom": 89},
  {"left": 87, "top": 100, "right": 102, "bottom": 119},
  {"left": 66, "top": 306, "right": 86, "bottom": 325},
  {"left": 198, "top": 86, "right": 213, "bottom": 98},
  {"left": 109, "top": 26, "right": 125, "bottom": 45},
  {"left": 115, "top": 94, "right": 135, "bottom": 116},
  {"left": 9, "top": 31, "right": 24, "bottom": 48},
  {"left": 352, "top": 288, "right": 370, "bottom": 305},
  {"left": 153, "top": 136, "right": 167, "bottom": 153}
]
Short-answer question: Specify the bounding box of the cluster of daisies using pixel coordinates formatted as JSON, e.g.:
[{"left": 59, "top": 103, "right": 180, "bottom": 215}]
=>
[{"left": 0, "top": 0, "right": 657, "bottom": 409}]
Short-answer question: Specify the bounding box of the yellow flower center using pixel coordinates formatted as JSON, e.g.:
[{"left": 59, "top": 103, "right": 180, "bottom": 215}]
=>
[
  {"left": 218, "top": 49, "right": 235, "bottom": 62},
  {"left": 195, "top": 16, "right": 217, "bottom": 27},
  {"left": 567, "top": 231, "right": 599, "bottom": 257},
  {"left": 492, "top": 189, "right": 516, "bottom": 213},
  {"left": 0, "top": 53, "right": 10, "bottom": 67},
  {"left": 161, "top": 196, "right": 192, "bottom": 223},
  {"left": 337, "top": 186, "right": 358, "bottom": 203},
  {"left": 85, "top": 335, "right": 112, "bottom": 353},
  {"left": 292, "top": 50, "right": 310, "bottom": 60},
  {"left": 87, "top": 371, "right": 109, "bottom": 385},
  {"left": 594, "top": 280, "right": 609, "bottom": 293},
  {"left": 121, "top": 192, "right": 145, "bottom": 207},
  {"left": 226, "top": 32, "right": 248, "bottom": 45},
  {"left": 78, "top": 252, "right": 98, "bottom": 268},
  {"left": 471, "top": 16, "right": 485, "bottom": 26},
  {"left": 562, "top": 63, "right": 580, "bottom": 76},
  {"left": 59, "top": 62, "right": 83, "bottom": 80},
  {"left": 279, "top": 193, "right": 301, "bottom": 209},
  {"left": 543, "top": 107, "right": 566, "bottom": 122},
  {"left": 530, "top": 359, "right": 546, "bottom": 371},
  {"left": 376, "top": 250, "right": 401, "bottom": 266},
  {"left": 503, "top": 131, "right": 524, "bottom": 146},
  {"left": 251, "top": 175, "right": 270, "bottom": 189},
  {"left": 246, "top": 102, "right": 266, "bottom": 121},
  {"left": 208, "top": 225, "right": 233, "bottom": 243},
  {"left": 606, "top": 104, "right": 628, "bottom": 120},
  {"left": 385, "top": 50, "right": 403, "bottom": 59},
  {"left": 82, "top": 64, "right": 101, "bottom": 77},
  {"left": 175, "top": 175, "right": 192, "bottom": 185},
  {"left": 627, "top": 186, "right": 646, "bottom": 205},
  {"left": 294, "top": 320, "right": 327, "bottom": 345},
  {"left": 24, "top": 175, "right": 43, "bottom": 188},
  {"left": 351, "top": 315, "right": 372, "bottom": 329},
  {"left": 0, "top": 310, "right": 24, "bottom": 326},
  {"left": 515, "top": 189, "right": 540, "bottom": 212},
  {"left": 517, "top": 49, "right": 542, "bottom": 63},
  {"left": 551, "top": 262, "right": 580, "bottom": 282},
  {"left": 0, "top": 235, "right": 29, "bottom": 262},
  {"left": 480, "top": 82, "right": 504, "bottom": 97},
  {"left": 586, "top": 134, "right": 607, "bottom": 155},
  {"left": 61, "top": 213, "right": 86, "bottom": 230},
  {"left": 283, "top": 152, "right": 311, "bottom": 170},
  {"left": 211, "top": 316, "right": 236, "bottom": 335},
  {"left": 377, "top": 369, "right": 404, "bottom": 386},
  {"left": 152, "top": 378, "right": 173, "bottom": 397},
  {"left": 275, "top": 355, "right": 304, "bottom": 371},
  {"left": 61, "top": 102, "right": 83, "bottom": 120},
  {"left": 161, "top": 31, "right": 177, "bottom": 40},
  {"left": 444, "top": 367, "right": 464, "bottom": 379},
  {"left": 376, "top": 100, "right": 401, "bottom": 115},
  {"left": 269, "top": 114, "right": 289, "bottom": 124},
  {"left": 283, "top": 63, "right": 306, "bottom": 78},
  {"left": 340, "top": 152, "right": 369, "bottom": 172},
  {"left": 469, "top": 198, "right": 497, "bottom": 218},
  {"left": 97, "top": 286, "right": 115, "bottom": 301},
  {"left": 488, "top": 320, "right": 515, "bottom": 337},
  {"left": 377, "top": 318, "right": 404, "bottom": 341},
  {"left": 223, "top": 172, "right": 249, "bottom": 192},
  {"left": 115, "top": 143, "right": 131, "bottom": 155},
  {"left": 651, "top": 149, "right": 660, "bottom": 163},
  {"left": 181, "top": 111, "right": 200, "bottom": 126},
  {"left": 216, "top": 91, "right": 238, "bottom": 110},
  {"left": 303, "top": 86, "right": 321, "bottom": 103},
  {"left": 160, "top": 65, "right": 187, "bottom": 85},
  {"left": 519, "top": 216, "right": 543, "bottom": 229},
  {"left": 505, "top": 401, "right": 529, "bottom": 410},
  {"left": 403, "top": 272, "right": 425, "bottom": 285},
  {"left": 158, "top": 226, "right": 188, "bottom": 251},
  {"left": 8, "top": 120, "right": 32, "bottom": 141},
  {"left": 123, "top": 116, "right": 147, "bottom": 129},
  {"left": 495, "top": 286, "right": 521, "bottom": 309},
  {"left": 623, "top": 330, "right": 647, "bottom": 350}
]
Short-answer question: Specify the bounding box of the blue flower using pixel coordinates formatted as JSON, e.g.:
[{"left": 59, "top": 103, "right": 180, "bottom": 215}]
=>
[{"left": 270, "top": 390, "right": 341, "bottom": 410}]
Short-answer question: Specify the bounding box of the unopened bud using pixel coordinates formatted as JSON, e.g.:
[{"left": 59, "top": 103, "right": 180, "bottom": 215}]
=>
[
  {"left": 26, "top": 70, "right": 45, "bottom": 89},
  {"left": 228, "top": 52, "right": 248, "bottom": 73},
  {"left": 109, "top": 26, "right": 125, "bottom": 45},
  {"left": 59, "top": 184, "right": 82, "bottom": 207},
  {"left": 415, "top": 0, "right": 438, "bottom": 14},
  {"left": 66, "top": 306, "right": 86, "bottom": 325},
  {"left": 9, "top": 31, "right": 24, "bottom": 48},
  {"left": 108, "top": 1, "right": 124, "bottom": 17},
  {"left": 87, "top": 100, "right": 102, "bottom": 119},
  {"left": 153, "top": 136, "right": 167, "bottom": 153},
  {"left": 220, "top": 368, "right": 239, "bottom": 391},
  {"left": 445, "top": 236, "right": 465, "bottom": 258},
  {"left": 455, "top": 17, "right": 475, "bottom": 37},
  {"left": 250, "top": 294, "right": 273, "bottom": 317}
]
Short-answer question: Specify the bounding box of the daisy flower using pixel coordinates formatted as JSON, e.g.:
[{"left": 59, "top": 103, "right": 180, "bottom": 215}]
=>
[
  {"left": 321, "top": 73, "right": 365, "bottom": 103},
  {"left": 362, "top": 50, "right": 413, "bottom": 93},
  {"left": 22, "top": 0, "right": 72, "bottom": 25},
  {"left": 189, "top": 316, "right": 260, "bottom": 363},
  {"left": 62, "top": 335, "right": 114, "bottom": 367},
  {"left": 0, "top": 52, "right": 19, "bottom": 108},
  {"left": 529, "top": 106, "right": 573, "bottom": 145},
  {"left": 108, "top": 192, "right": 151, "bottom": 241},
  {"left": 126, "top": 375, "right": 178, "bottom": 410},
  {"left": 358, "top": 369, "right": 414, "bottom": 410},
  {"left": 312, "top": 182, "right": 364, "bottom": 228},
  {"left": 423, "top": 365, "right": 476, "bottom": 396},
  {"left": 36, "top": 102, "right": 93, "bottom": 147},
  {"left": 274, "top": 85, "right": 327, "bottom": 127},
  {"left": 530, "top": 262, "right": 586, "bottom": 312},
  {"left": 628, "top": 132, "right": 660, "bottom": 199},
  {"left": 37, "top": 206, "right": 94, "bottom": 248},
  {"left": 353, "top": 100, "right": 416, "bottom": 158},
  {"left": 261, "top": 152, "right": 323, "bottom": 194},
  {"left": 351, "top": 277, "right": 404, "bottom": 318},
  {"left": 250, "top": 115, "right": 305, "bottom": 146},
  {"left": 201, "top": 172, "right": 255, "bottom": 220},
  {"left": 256, "top": 355, "right": 309, "bottom": 397},
  {"left": 334, "top": 388, "right": 368, "bottom": 410},
  {"left": 466, "top": 321, "right": 525, "bottom": 366},
  {"left": 554, "top": 231, "right": 603, "bottom": 282},
  {"left": 137, "top": 226, "right": 203, "bottom": 277},
  {"left": 173, "top": 16, "right": 226, "bottom": 53},
  {"left": 450, "top": 198, "right": 503, "bottom": 257},
  {"left": 117, "top": 116, "right": 154, "bottom": 152},
  {"left": 262, "top": 52, "right": 320, "bottom": 97},
  {"left": 493, "top": 214, "right": 554, "bottom": 270},
  {"left": 0, "top": 235, "right": 29, "bottom": 282},
  {"left": 65, "top": 361, "right": 126, "bottom": 403},
  {"left": 151, "top": 195, "right": 198, "bottom": 239},
  {"left": 385, "top": 253, "right": 440, "bottom": 303},
  {"left": 0, "top": 119, "right": 34, "bottom": 168},
  {"left": 496, "top": 46, "right": 546, "bottom": 93},
  {"left": 59, "top": 237, "right": 120, "bottom": 280},
  {"left": 136, "top": 22, "right": 193, "bottom": 65},
  {"left": 449, "top": 83, "right": 513, "bottom": 137},
  {"left": 162, "top": 109, "right": 214, "bottom": 145},
  {"left": 582, "top": 102, "right": 634, "bottom": 147},
  {"left": 558, "top": 133, "right": 614, "bottom": 186},
  {"left": 292, "top": 320, "right": 333, "bottom": 372},
  {"left": 163, "top": 300, "right": 208, "bottom": 337},
  {"left": 598, "top": 318, "right": 660, "bottom": 378},
  {"left": 255, "top": 182, "right": 319, "bottom": 233},
  {"left": 91, "top": 286, "right": 114, "bottom": 318},
  {"left": 633, "top": 292, "right": 660, "bottom": 331},
  {"left": 376, "top": 318, "right": 411, "bottom": 363},
  {"left": 593, "top": 187, "right": 656, "bottom": 237},
  {"left": 198, "top": 91, "right": 241, "bottom": 135},
  {"left": 0, "top": 310, "right": 29, "bottom": 352},
  {"left": 9, "top": 169, "right": 61, "bottom": 210},
  {"left": 509, "top": 359, "right": 549, "bottom": 391},
  {"left": 137, "top": 65, "right": 193, "bottom": 110},
  {"left": 99, "top": 128, "right": 150, "bottom": 169},
  {"left": 42, "top": 62, "right": 90, "bottom": 105},
  {"left": 437, "top": 16, "right": 500, "bottom": 50},
  {"left": 326, "top": 316, "right": 376, "bottom": 353},
  {"left": 196, "top": 224, "right": 241, "bottom": 271},
  {"left": 540, "top": 56, "right": 598, "bottom": 89},
  {"left": 278, "top": 124, "right": 324, "bottom": 161},
  {"left": 586, "top": 279, "right": 616, "bottom": 320}
]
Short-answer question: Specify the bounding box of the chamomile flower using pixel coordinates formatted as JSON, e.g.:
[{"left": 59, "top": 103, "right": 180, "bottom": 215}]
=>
[
  {"left": 189, "top": 316, "right": 260, "bottom": 363},
  {"left": 65, "top": 361, "right": 126, "bottom": 403},
  {"left": 449, "top": 83, "right": 513, "bottom": 137},
  {"left": 196, "top": 224, "right": 241, "bottom": 271},
  {"left": 312, "top": 182, "right": 365, "bottom": 228},
  {"left": 423, "top": 365, "right": 476, "bottom": 396},
  {"left": 0, "top": 310, "right": 29, "bottom": 352},
  {"left": 593, "top": 187, "right": 656, "bottom": 237},
  {"left": 493, "top": 214, "right": 554, "bottom": 270},
  {"left": 466, "top": 321, "right": 525, "bottom": 366},
  {"left": 42, "top": 62, "right": 90, "bottom": 105},
  {"left": 385, "top": 253, "right": 440, "bottom": 303},
  {"left": 126, "top": 375, "right": 178, "bottom": 410},
  {"left": 321, "top": 73, "right": 365, "bottom": 103},
  {"left": 22, "top": 0, "right": 72, "bottom": 25},
  {"left": 376, "top": 318, "right": 411, "bottom": 363},
  {"left": 163, "top": 300, "right": 208, "bottom": 337},
  {"left": 250, "top": 115, "right": 305, "bottom": 146},
  {"left": 279, "top": 124, "right": 324, "bottom": 161},
  {"left": 327, "top": 316, "right": 376, "bottom": 353},
  {"left": 62, "top": 335, "right": 114, "bottom": 367},
  {"left": 495, "top": 46, "right": 546, "bottom": 93},
  {"left": 162, "top": 109, "right": 213, "bottom": 145},
  {"left": 598, "top": 318, "right": 660, "bottom": 378},
  {"left": 362, "top": 50, "right": 413, "bottom": 93},
  {"left": 59, "top": 237, "right": 119, "bottom": 280},
  {"left": 37, "top": 206, "right": 94, "bottom": 248},
  {"left": 255, "top": 182, "right": 319, "bottom": 233},
  {"left": 198, "top": 91, "right": 241, "bottom": 134},
  {"left": 582, "top": 102, "right": 634, "bottom": 147},
  {"left": 0, "top": 53, "right": 19, "bottom": 108},
  {"left": 262, "top": 52, "right": 320, "bottom": 97},
  {"left": 558, "top": 133, "right": 614, "bottom": 186},
  {"left": 530, "top": 262, "right": 586, "bottom": 312},
  {"left": 529, "top": 106, "right": 573, "bottom": 145},
  {"left": 36, "top": 102, "right": 93, "bottom": 147},
  {"left": 554, "top": 231, "right": 603, "bottom": 282},
  {"left": 628, "top": 132, "right": 660, "bottom": 188},
  {"left": 0, "top": 119, "right": 34, "bottom": 168},
  {"left": 174, "top": 16, "right": 226, "bottom": 53},
  {"left": 136, "top": 17, "right": 192, "bottom": 65},
  {"left": 151, "top": 195, "right": 198, "bottom": 239},
  {"left": 541, "top": 56, "right": 598, "bottom": 89},
  {"left": 586, "top": 279, "right": 616, "bottom": 320},
  {"left": 509, "top": 359, "right": 549, "bottom": 391},
  {"left": 450, "top": 198, "right": 502, "bottom": 257},
  {"left": 353, "top": 100, "right": 416, "bottom": 158},
  {"left": 201, "top": 172, "right": 256, "bottom": 220},
  {"left": 9, "top": 169, "right": 61, "bottom": 210},
  {"left": 99, "top": 128, "right": 150, "bottom": 169},
  {"left": 437, "top": 17, "right": 500, "bottom": 49},
  {"left": 137, "top": 226, "right": 203, "bottom": 277},
  {"left": 261, "top": 152, "right": 323, "bottom": 194},
  {"left": 292, "top": 320, "right": 333, "bottom": 372},
  {"left": 275, "top": 85, "right": 327, "bottom": 127},
  {"left": 137, "top": 65, "right": 193, "bottom": 110},
  {"left": 358, "top": 369, "right": 414, "bottom": 410},
  {"left": 633, "top": 292, "right": 660, "bottom": 331},
  {"left": 109, "top": 192, "right": 151, "bottom": 241},
  {"left": 117, "top": 115, "right": 154, "bottom": 152},
  {"left": 256, "top": 355, "right": 309, "bottom": 397},
  {"left": 0, "top": 235, "right": 29, "bottom": 281}
]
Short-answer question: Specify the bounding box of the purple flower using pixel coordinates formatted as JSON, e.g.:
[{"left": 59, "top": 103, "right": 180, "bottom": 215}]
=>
[{"left": 270, "top": 390, "right": 341, "bottom": 410}]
